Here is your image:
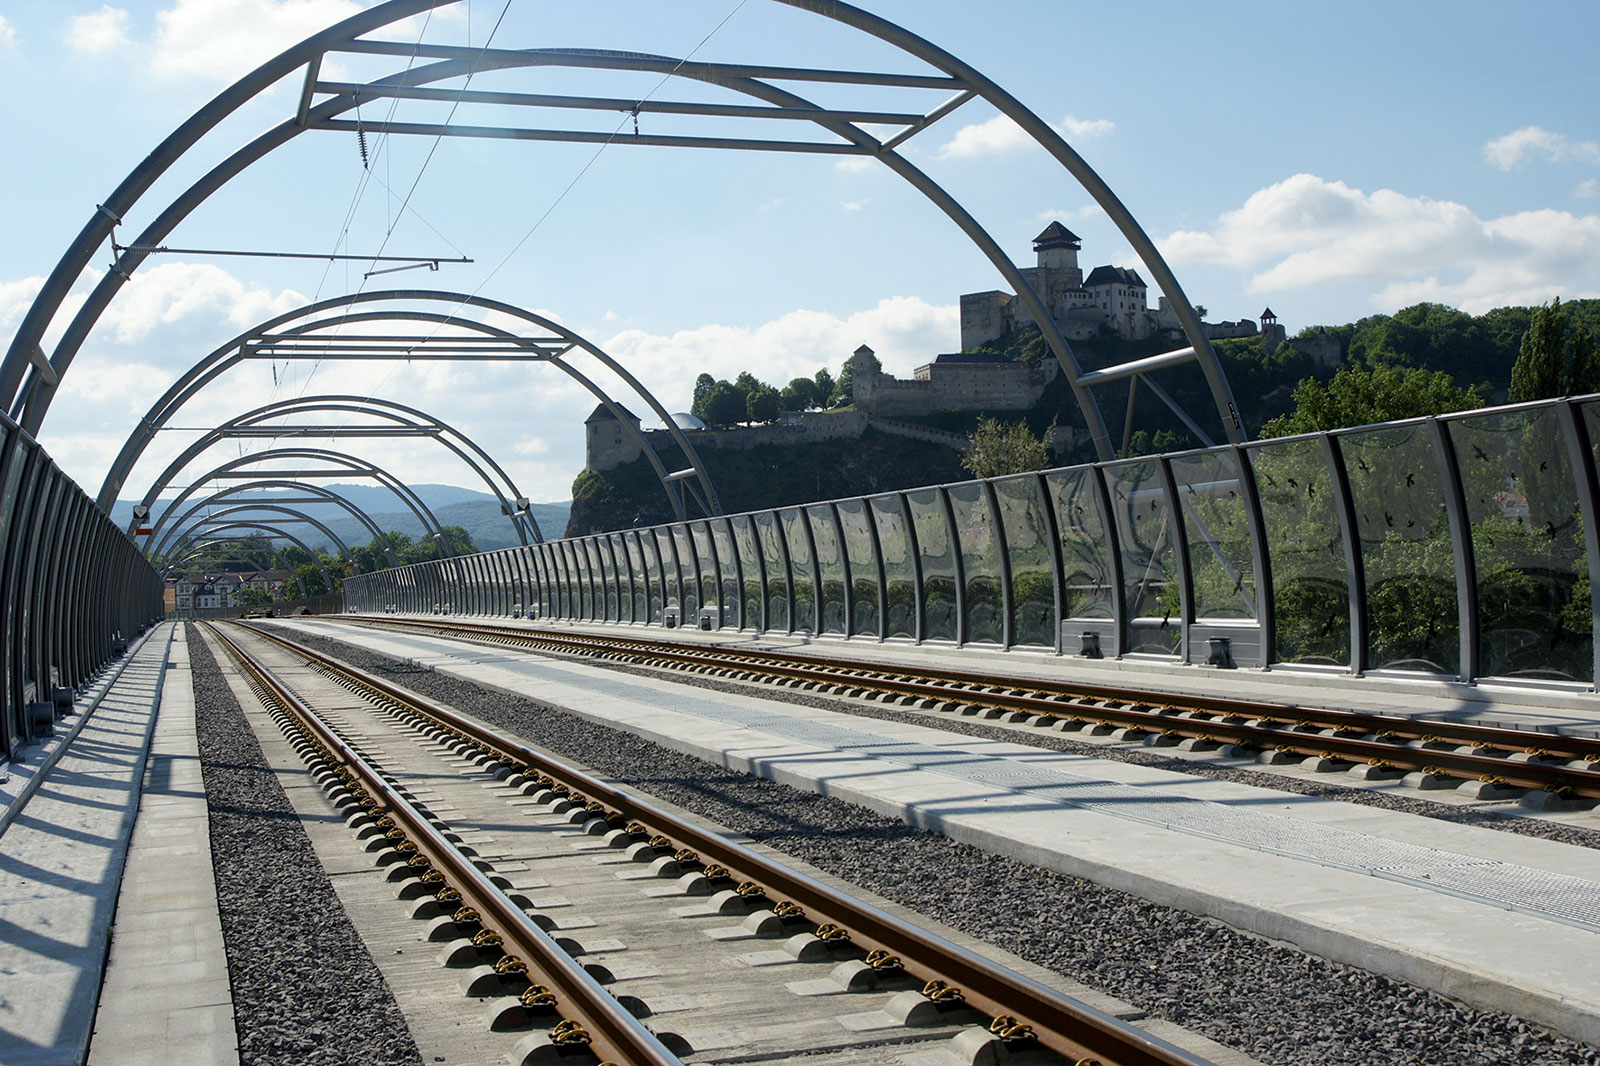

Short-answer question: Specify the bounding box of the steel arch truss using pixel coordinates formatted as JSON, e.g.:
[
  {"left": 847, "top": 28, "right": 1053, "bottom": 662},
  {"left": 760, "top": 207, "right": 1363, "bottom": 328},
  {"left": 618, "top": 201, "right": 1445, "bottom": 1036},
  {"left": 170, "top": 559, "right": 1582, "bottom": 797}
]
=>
[
  {"left": 149, "top": 480, "right": 403, "bottom": 567},
  {"left": 96, "top": 291, "right": 719, "bottom": 523},
  {"left": 141, "top": 447, "right": 453, "bottom": 559},
  {"left": 7, "top": 0, "right": 1238, "bottom": 473},
  {"left": 117, "top": 393, "right": 543, "bottom": 545}
]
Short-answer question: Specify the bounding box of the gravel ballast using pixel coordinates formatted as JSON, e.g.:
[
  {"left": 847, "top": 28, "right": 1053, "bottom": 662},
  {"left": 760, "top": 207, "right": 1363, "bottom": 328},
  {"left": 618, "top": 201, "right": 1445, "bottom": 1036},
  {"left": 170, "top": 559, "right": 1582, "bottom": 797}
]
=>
[
  {"left": 189, "top": 626, "right": 422, "bottom": 1066},
  {"left": 264, "top": 621, "right": 1600, "bottom": 1066}
]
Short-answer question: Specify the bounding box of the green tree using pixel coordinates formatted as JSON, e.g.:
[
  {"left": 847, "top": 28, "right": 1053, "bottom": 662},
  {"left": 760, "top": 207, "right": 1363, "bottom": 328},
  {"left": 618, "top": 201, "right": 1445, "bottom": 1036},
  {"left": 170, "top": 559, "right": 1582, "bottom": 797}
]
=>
[
  {"left": 813, "top": 367, "right": 835, "bottom": 404},
  {"left": 690, "top": 373, "right": 716, "bottom": 421},
  {"left": 780, "top": 376, "right": 821, "bottom": 411},
  {"left": 826, "top": 358, "right": 854, "bottom": 408},
  {"left": 1260, "top": 364, "right": 1485, "bottom": 438},
  {"left": 236, "top": 585, "right": 274, "bottom": 607},
  {"left": 1510, "top": 299, "right": 1568, "bottom": 402},
  {"left": 745, "top": 382, "right": 782, "bottom": 424},
  {"left": 961, "top": 417, "right": 1050, "bottom": 478},
  {"left": 1568, "top": 321, "right": 1598, "bottom": 396},
  {"left": 701, "top": 381, "right": 747, "bottom": 428}
]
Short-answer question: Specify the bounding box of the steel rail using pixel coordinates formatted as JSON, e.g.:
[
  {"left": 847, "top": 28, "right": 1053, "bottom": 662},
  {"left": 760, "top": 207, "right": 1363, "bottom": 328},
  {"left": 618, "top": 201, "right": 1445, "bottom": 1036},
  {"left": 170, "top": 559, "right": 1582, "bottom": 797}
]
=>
[
  {"left": 337, "top": 615, "right": 1600, "bottom": 800},
  {"left": 237, "top": 620, "right": 1214, "bottom": 1066},
  {"left": 205, "top": 622, "right": 683, "bottom": 1066}
]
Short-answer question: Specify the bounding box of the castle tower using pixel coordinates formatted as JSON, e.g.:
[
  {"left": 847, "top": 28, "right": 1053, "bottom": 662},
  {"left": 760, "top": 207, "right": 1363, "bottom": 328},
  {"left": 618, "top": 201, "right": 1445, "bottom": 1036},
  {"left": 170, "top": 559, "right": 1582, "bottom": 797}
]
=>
[
  {"left": 1260, "top": 307, "right": 1286, "bottom": 356},
  {"left": 1032, "top": 221, "right": 1082, "bottom": 274}
]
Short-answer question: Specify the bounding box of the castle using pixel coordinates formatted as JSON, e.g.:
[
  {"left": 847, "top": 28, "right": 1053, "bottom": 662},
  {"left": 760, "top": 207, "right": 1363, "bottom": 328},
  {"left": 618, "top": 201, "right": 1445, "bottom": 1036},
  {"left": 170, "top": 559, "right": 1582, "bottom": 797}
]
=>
[
  {"left": 960, "top": 221, "right": 1286, "bottom": 350},
  {"left": 583, "top": 224, "right": 1332, "bottom": 473}
]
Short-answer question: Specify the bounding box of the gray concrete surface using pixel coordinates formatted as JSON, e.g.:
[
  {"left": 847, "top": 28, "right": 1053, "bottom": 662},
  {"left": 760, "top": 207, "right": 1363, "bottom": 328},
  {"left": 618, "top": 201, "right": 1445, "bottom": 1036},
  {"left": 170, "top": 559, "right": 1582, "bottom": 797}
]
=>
[{"left": 0, "top": 624, "right": 173, "bottom": 1066}]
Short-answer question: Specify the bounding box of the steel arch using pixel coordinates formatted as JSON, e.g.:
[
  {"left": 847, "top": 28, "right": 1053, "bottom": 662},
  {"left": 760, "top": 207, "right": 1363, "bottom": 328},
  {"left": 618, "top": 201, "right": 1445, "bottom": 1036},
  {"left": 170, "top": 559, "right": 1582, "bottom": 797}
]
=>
[
  {"left": 171, "top": 523, "right": 333, "bottom": 599},
  {"left": 8, "top": 0, "right": 1236, "bottom": 467},
  {"left": 151, "top": 479, "right": 401, "bottom": 567},
  {"left": 126, "top": 395, "right": 541, "bottom": 545},
  {"left": 141, "top": 448, "right": 451, "bottom": 557},
  {"left": 155, "top": 503, "right": 354, "bottom": 565},
  {"left": 95, "top": 292, "right": 716, "bottom": 521}
]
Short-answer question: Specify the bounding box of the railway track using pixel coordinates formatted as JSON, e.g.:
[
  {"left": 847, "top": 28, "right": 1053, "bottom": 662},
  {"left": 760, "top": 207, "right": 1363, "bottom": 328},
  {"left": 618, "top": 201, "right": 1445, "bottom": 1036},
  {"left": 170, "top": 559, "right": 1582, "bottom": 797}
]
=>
[
  {"left": 205, "top": 619, "right": 1218, "bottom": 1066},
  {"left": 334, "top": 614, "right": 1600, "bottom": 803}
]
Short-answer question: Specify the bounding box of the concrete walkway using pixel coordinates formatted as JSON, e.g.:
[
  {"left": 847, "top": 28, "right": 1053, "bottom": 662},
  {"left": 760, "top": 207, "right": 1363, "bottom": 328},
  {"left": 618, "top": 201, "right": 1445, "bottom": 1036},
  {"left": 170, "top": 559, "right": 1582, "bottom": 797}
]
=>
[
  {"left": 87, "top": 625, "right": 236, "bottom": 1065},
  {"left": 0, "top": 622, "right": 237, "bottom": 1066}
]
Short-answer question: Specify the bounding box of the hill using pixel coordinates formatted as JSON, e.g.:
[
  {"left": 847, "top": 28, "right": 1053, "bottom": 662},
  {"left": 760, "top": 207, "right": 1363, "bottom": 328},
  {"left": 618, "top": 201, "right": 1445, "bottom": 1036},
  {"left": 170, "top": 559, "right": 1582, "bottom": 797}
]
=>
[{"left": 112, "top": 484, "right": 570, "bottom": 556}]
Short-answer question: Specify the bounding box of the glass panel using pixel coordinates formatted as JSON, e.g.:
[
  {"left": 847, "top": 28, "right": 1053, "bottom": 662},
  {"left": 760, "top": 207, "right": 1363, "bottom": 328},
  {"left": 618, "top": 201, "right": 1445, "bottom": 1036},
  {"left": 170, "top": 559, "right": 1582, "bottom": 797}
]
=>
[
  {"left": 1170, "top": 451, "right": 1257, "bottom": 620},
  {"left": 710, "top": 519, "right": 740, "bottom": 627},
  {"left": 993, "top": 476, "right": 1056, "bottom": 647},
  {"left": 691, "top": 522, "right": 718, "bottom": 619},
  {"left": 870, "top": 495, "right": 915, "bottom": 639},
  {"left": 1106, "top": 461, "right": 1181, "bottom": 655},
  {"left": 948, "top": 483, "right": 1003, "bottom": 645},
  {"left": 731, "top": 514, "right": 763, "bottom": 629},
  {"left": 563, "top": 542, "right": 586, "bottom": 619},
  {"left": 607, "top": 534, "right": 627, "bottom": 621},
  {"left": 1342, "top": 424, "right": 1458, "bottom": 674},
  {"left": 1458, "top": 409, "right": 1590, "bottom": 681},
  {"left": 625, "top": 532, "right": 648, "bottom": 621},
  {"left": 541, "top": 545, "right": 564, "bottom": 617},
  {"left": 638, "top": 529, "right": 664, "bottom": 620},
  {"left": 671, "top": 525, "right": 699, "bottom": 616},
  {"left": 780, "top": 508, "right": 815, "bottom": 631},
  {"left": 837, "top": 498, "right": 880, "bottom": 637},
  {"left": 1045, "top": 468, "right": 1115, "bottom": 620},
  {"left": 584, "top": 539, "right": 605, "bottom": 620},
  {"left": 807, "top": 505, "right": 847, "bottom": 635},
  {"left": 906, "top": 489, "right": 957, "bottom": 641},
  {"left": 754, "top": 511, "right": 789, "bottom": 631},
  {"left": 652, "top": 528, "right": 679, "bottom": 612},
  {"left": 1251, "top": 438, "right": 1349, "bottom": 665}
]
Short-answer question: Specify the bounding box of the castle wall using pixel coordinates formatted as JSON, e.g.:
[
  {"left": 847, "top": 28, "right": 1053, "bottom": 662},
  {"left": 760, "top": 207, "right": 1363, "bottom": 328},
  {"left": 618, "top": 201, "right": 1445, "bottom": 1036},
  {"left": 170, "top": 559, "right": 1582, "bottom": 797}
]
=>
[{"left": 855, "top": 353, "right": 1055, "bottom": 417}]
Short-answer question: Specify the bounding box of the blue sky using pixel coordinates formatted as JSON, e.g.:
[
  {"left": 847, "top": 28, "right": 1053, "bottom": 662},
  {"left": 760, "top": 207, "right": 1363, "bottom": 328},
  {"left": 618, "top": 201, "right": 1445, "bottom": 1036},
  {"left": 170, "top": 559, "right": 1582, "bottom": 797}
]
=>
[{"left": 2, "top": 0, "right": 1597, "bottom": 505}]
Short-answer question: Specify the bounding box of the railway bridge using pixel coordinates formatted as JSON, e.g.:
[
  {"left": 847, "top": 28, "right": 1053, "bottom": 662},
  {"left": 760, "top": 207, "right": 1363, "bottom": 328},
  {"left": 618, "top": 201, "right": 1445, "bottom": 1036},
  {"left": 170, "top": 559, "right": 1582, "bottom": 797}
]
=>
[{"left": 2, "top": 4, "right": 1598, "bottom": 1066}]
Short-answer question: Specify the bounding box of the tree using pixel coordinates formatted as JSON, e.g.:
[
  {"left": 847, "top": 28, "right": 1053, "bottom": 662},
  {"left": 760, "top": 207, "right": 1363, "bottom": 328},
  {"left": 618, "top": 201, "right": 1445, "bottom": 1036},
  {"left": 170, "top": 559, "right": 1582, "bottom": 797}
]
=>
[
  {"left": 1571, "top": 322, "right": 1599, "bottom": 396},
  {"left": 690, "top": 373, "right": 716, "bottom": 421},
  {"left": 236, "top": 585, "right": 274, "bottom": 607},
  {"left": 1509, "top": 299, "right": 1568, "bottom": 402},
  {"left": 813, "top": 367, "right": 835, "bottom": 404},
  {"left": 1259, "top": 364, "right": 1485, "bottom": 438},
  {"left": 701, "top": 381, "right": 747, "bottom": 428},
  {"left": 961, "top": 417, "right": 1050, "bottom": 478},
  {"left": 780, "top": 376, "right": 821, "bottom": 411},
  {"left": 826, "top": 358, "right": 853, "bottom": 408},
  {"left": 745, "top": 382, "right": 782, "bottom": 424}
]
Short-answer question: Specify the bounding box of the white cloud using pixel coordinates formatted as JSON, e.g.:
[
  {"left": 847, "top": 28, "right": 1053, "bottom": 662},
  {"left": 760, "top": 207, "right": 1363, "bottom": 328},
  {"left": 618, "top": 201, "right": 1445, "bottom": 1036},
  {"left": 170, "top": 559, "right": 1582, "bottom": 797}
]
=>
[
  {"left": 0, "top": 277, "right": 46, "bottom": 333},
  {"left": 604, "top": 296, "right": 958, "bottom": 413},
  {"left": 1578, "top": 178, "right": 1598, "bottom": 200},
  {"left": 1161, "top": 173, "right": 1600, "bottom": 313},
  {"left": 835, "top": 157, "right": 875, "bottom": 174},
  {"left": 99, "top": 261, "right": 307, "bottom": 343},
  {"left": 151, "top": 0, "right": 361, "bottom": 80},
  {"left": 67, "top": 6, "right": 132, "bottom": 53},
  {"left": 0, "top": 15, "right": 17, "bottom": 48},
  {"left": 840, "top": 199, "right": 867, "bottom": 213},
  {"left": 938, "top": 113, "right": 1113, "bottom": 160},
  {"left": 1484, "top": 126, "right": 1600, "bottom": 170},
  {"left": 513, "top": 437, "right": 549, "bottom": 456}
]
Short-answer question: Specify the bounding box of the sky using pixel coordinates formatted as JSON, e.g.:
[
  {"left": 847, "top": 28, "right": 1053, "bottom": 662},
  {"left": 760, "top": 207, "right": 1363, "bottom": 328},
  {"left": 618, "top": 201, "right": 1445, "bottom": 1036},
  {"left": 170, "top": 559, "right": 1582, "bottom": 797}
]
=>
[{"left": 1, "top": 0, "right": 1598, "bottom": 509}]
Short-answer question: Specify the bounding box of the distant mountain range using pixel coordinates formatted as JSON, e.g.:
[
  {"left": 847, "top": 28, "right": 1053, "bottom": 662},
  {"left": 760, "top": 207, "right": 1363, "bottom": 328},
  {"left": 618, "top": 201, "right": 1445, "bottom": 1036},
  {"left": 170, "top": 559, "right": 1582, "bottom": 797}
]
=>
[{"left": 111, "top": 484, "right": 571, "bottom": 554}]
